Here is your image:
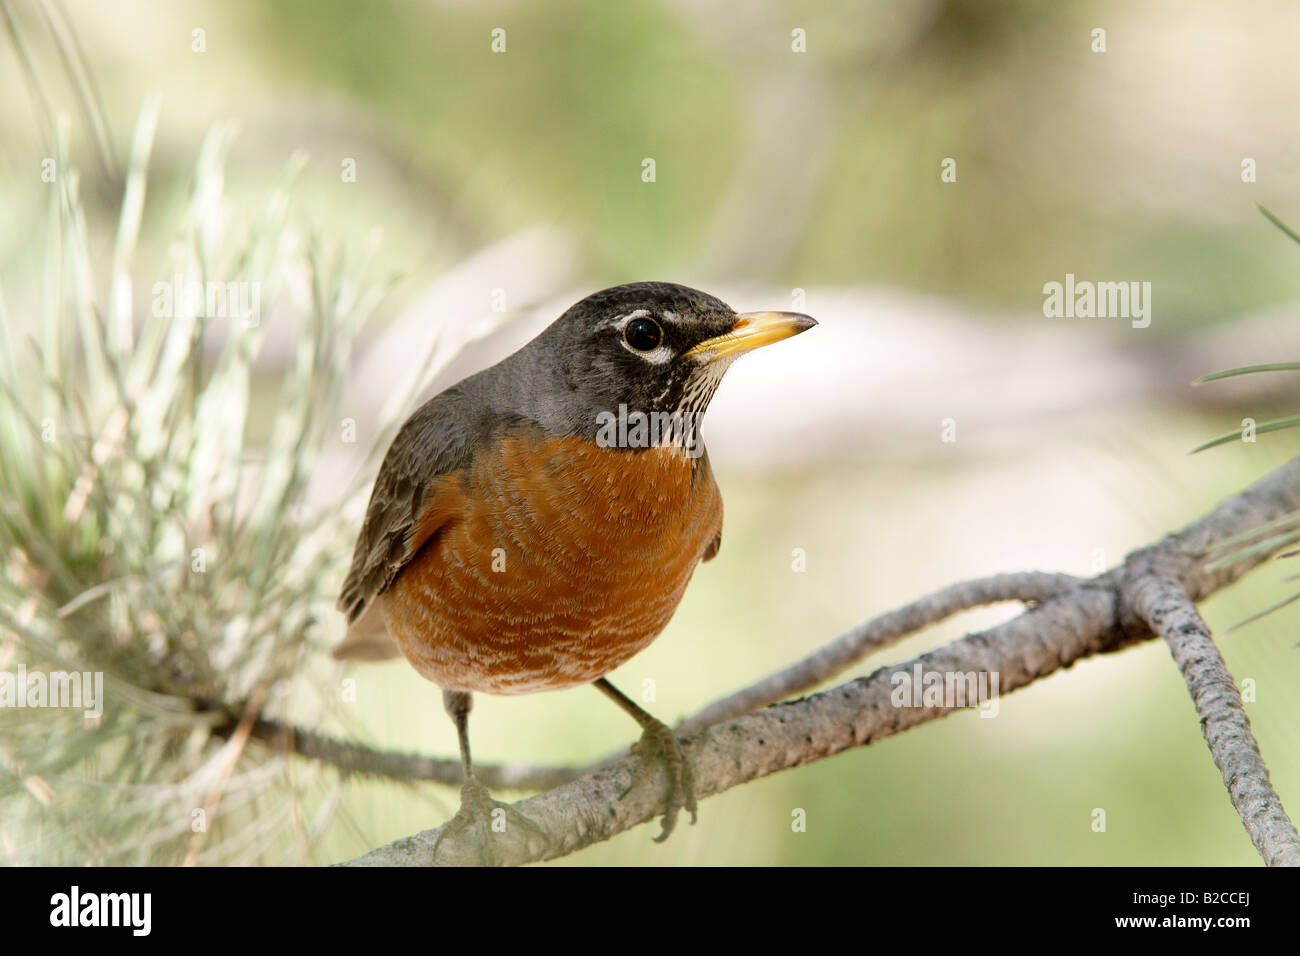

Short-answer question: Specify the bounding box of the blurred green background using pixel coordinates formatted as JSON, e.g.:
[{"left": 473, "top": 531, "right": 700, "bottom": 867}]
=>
[{"left": 3, "top": 0, "right": 1300, "bottom": 865}]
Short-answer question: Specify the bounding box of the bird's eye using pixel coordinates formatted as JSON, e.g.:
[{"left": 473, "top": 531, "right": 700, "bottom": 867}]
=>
[{"left": 623, "top": 316, "right": 663, "bottom": 352}]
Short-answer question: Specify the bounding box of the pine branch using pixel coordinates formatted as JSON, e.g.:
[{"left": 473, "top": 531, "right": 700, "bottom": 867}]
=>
[{"left": 1121, "top": 565, "right": 1300, "bottom": 865}]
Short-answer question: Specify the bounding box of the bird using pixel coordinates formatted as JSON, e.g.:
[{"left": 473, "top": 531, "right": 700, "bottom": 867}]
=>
[{"left": 334, "top": 281, "right": 815, "bottom": 858}]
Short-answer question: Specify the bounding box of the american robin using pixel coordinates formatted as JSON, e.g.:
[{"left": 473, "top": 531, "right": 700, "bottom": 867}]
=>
[{"left": 335, "top": 281, "right": 815, "bottom": 855}]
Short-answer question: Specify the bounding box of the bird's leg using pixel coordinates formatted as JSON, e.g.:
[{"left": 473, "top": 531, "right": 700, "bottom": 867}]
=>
[
  {"left": 431, "top": 689, "right": 546, "bottom": 864},
  {"left": 593, "top": 677, "right": 698, "bottom": 842}
]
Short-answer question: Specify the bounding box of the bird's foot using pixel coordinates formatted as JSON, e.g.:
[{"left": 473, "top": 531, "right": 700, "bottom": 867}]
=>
[
  {"left": 622, "top": 720, "right": 698, "bottom": 842},
  {"left": 432, "top": 777, "right": 547, "bottom": 865}
]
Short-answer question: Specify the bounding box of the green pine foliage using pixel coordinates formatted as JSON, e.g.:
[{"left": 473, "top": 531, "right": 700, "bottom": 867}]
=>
[{"left": 0, "top": 101, "right": 403, "bottom": 864}]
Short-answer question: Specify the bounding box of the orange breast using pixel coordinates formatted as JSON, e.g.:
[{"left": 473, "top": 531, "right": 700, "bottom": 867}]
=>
[{"left": 380, "top": 431, "right": 723, "bottom": 695}]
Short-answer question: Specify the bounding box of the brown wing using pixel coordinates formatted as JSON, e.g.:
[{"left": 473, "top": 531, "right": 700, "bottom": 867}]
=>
[{"left": 333, "top": 392, "right": 477, "bottom": 660}]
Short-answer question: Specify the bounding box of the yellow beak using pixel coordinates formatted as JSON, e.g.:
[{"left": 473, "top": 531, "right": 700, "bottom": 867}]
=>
[{"left": 682, "top": 311, "right": 818, "bottom": 363}]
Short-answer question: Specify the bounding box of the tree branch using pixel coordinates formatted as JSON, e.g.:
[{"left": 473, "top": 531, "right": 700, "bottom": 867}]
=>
[
  {"left": 1122, "top": 567, "right": 1300, "bottom": 865},
  {"left": 341, "top": 456, "right": 1300, "bottom": 866},
  {"left": 676, "top": 571, "right": 1082, "bottom": 734}
]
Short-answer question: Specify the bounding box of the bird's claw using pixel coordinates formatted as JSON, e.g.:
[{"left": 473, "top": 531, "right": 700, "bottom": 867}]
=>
[
  {"left": 432, "top": 778, "right": 548, "bottom": 865},
  {"left": 621, "top": 721, "right": 698, "bottom": 842}
]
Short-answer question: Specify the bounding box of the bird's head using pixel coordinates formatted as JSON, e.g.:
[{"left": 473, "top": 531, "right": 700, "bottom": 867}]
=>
[{"left": 529, "top": 281, "right": 815, "bottom": 453}]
